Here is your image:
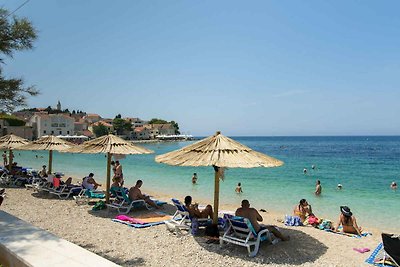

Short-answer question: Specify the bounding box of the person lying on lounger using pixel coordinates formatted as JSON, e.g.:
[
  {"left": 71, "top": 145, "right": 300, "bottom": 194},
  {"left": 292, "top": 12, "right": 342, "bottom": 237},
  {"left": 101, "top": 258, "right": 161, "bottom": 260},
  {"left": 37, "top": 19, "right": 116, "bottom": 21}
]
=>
[
  {"left": 334, "top": 206, "right": 362, "bottom": 235},
  {"left": 236, "top": 199, "right": 290, "bottom": 241},
  {"left": 184, "top": 195, "right": 213, "bottom": 219},
  {"left": 82, "top": 173, "right": 101, "bottom": 190},
  {"left": 128, "top": 180, "right": 159, "bottom": 209}
]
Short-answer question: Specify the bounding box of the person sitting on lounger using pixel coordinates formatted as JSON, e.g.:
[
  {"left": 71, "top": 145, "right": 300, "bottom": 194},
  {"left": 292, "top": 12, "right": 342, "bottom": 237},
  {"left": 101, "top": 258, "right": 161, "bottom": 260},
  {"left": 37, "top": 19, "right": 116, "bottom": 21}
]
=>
[
  {"left": 128, "top": 180, "right": 159, "bottom": 209},
  {"left": 293, "top": 199, "right": 313, "bottom": 222},
  {"left": 82, "top": 173, "right": 101, "bottom": 190},
  {"left": 334, "top": 206, "right": 362, "bottom": 235},
  {"left": 184, "top": 195, "right": 213, "bottom": 219},
  {"left": 236, "top": 199, "right": 290, "bottom": 241},
  {"left": 39, "top": 165, "right": 48, "bottom": 178}
]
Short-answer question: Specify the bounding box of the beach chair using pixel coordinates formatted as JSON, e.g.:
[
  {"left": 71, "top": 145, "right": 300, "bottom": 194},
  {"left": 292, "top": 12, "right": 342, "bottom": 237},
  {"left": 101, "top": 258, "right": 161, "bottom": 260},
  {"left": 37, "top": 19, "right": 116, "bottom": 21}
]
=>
[
  {"left": 50, "top": 185, "right": 82, "bottom": 199},
  {"left": 106, "top": 187, "right": 150, "bottom": 214},
  {"left": 220, "top": 214, "right": 276, "bottom": 257},
  {"left": 169, "top": 198, "right": 213, "bottom": 230}
]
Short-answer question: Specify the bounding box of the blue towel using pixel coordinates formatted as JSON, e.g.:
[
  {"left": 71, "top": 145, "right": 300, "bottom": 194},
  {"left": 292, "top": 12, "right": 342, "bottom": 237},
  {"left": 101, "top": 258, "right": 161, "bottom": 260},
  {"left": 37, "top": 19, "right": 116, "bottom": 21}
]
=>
[{"left": 284, "top": 215, "right": 303, "bottom": 226}]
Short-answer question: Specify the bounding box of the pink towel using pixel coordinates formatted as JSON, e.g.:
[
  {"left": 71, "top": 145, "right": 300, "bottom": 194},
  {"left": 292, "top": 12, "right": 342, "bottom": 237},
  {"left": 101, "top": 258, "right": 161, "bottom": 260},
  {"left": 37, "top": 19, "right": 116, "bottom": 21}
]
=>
[{"left": 115, "top": 215, "right": 145, "bottom": 224}]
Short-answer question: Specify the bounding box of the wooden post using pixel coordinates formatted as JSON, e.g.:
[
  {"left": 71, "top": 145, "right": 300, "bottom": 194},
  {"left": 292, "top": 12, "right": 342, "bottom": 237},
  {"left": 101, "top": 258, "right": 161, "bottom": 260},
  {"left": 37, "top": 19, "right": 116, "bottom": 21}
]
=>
[
  {"left": 213, "top": 169, "right": 220, "bottom": 224},
  {"left": 105, "top": 152, "right": 111, "bottom": 203},
  {"left": 48, "top": 150, "right": 53, "bottom": 174},
  {"left": 8, "top": 149, "right": 12, "bottom": 172}
]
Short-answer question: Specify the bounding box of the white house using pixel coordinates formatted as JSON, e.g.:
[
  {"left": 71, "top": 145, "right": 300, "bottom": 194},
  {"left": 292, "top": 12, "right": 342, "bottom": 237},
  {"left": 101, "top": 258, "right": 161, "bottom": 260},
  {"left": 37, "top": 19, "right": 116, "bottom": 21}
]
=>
[{"left": 28, "top": 113, "right": 75, "bottom": 138}]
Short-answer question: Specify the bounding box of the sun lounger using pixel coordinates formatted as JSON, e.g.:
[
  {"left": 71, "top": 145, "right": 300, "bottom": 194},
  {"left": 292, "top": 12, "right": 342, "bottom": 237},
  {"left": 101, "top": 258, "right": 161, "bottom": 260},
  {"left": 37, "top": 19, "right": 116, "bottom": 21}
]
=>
[
  {"left": 220, "top": 214, "right": 276, "bottom": 257},
  {"left": 50, "top": 185, "right": 82, "bottom": 199},
  {"left": 112, "top": 212, "right": 172, "bottom": 228},
  {"left": 106, "top": 187, "right": 150, "bottom": 214}
]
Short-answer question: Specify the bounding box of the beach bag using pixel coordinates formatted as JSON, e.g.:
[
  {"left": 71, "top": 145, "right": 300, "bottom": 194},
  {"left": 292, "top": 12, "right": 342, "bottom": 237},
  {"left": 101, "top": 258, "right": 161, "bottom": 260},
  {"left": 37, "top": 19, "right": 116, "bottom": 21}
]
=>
[
  {"left": 308, "top": 215, "right": 319, "bottom": 226},
  {"left": 92, "top": 200, "right": 106, "bottom": 211},
  {"left": 205, "top": 224, "right": 219, "bottom": 238},
  {"left": 318, "top": 220, "right": 332, "bottom": 230}
]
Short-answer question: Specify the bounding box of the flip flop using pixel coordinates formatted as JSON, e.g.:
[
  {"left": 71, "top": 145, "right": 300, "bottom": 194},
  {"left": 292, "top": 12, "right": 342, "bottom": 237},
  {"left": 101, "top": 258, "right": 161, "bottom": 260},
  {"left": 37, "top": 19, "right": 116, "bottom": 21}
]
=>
[{"left": 353, "top": 247, "right": 370, "bottom": 253}]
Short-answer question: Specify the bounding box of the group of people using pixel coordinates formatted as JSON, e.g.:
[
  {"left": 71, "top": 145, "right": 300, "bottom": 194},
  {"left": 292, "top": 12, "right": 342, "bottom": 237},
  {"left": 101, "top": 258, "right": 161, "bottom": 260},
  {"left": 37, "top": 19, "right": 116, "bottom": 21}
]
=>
[{"left": 293, "top": 198, "right": 362, "bottom": 235}]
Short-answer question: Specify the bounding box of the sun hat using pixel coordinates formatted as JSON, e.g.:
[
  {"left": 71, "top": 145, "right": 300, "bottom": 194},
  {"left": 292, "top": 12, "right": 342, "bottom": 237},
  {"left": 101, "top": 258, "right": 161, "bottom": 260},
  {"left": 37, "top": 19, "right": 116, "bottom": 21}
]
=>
[{"left": 340, "top": 206, "right": 352, "bottom": 217}]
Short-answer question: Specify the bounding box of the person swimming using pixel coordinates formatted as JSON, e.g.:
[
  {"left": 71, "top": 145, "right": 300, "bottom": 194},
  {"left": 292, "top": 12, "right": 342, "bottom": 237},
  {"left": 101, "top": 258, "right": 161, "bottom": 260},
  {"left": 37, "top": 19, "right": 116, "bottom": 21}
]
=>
[
  {"left": 303, "top": 168, "right": 307, "bottom": 174},
  {"left": 337, "top": 183, "right": 343, "bottom": 190},
  {"left": 235, "top": 182, "right": 243, "bottom": 193},
  {"left": 391, "top": 181, "right": 397, "bottom": 189}
]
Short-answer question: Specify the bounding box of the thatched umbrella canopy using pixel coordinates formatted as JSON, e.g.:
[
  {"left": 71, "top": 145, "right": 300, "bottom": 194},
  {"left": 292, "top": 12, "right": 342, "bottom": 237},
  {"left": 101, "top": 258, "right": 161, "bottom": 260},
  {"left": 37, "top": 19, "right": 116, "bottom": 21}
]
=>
[
  {"left": 17, "top": 135, "right": 75, "bottom": 174},
  {"left": 155, "top": 131, "right": 284, "bottom": 224},
  {"left": 0, "top": 134, "right": 30, "bottom": 171},
  {"left": 65, "top": 134, "right": 154, "bottom": 202}
]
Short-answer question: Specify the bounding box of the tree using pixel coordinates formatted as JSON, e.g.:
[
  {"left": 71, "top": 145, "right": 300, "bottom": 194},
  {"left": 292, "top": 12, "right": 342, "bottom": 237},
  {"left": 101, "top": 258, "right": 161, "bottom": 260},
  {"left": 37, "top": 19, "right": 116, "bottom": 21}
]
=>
[
  {"left": 0, "top": 8, "right": 38, "bottom": 113},
  {"left": 170, "top": 120, "right": 180, "bottom": 134},
  {"left": 115, "top": 114, "right": 122, "bottom": 119},
  {"left": 113, "top": 118, "right": 131, "bottom": 135},
  {"left": 92, "top": 124, "right": 109, "bottom": 137},
  {"left": 148, "top": 118, "right": 168, "bottom": 124},
  {"left": 72, "top": 110, "right": 76, "bottom": 114}
]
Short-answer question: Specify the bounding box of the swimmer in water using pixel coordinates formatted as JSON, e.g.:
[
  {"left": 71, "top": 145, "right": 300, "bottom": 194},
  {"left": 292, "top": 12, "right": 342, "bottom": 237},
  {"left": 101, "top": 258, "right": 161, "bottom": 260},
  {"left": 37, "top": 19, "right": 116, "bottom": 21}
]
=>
[
  {"left": 303, "top": 168, "right": 308, "bottom": 174},
  {"left": 235, "top": 182, "right": 243, "bottom": 193},
  {"left": 312, "top": 165, "right": 316, "bottom": 170},
  {"left": 337, "top": 183, "right": 343, "bottom": 190},
  {"left": 315, "top": 180, "right": 322, "bottom": 195},
  {"left": 390, "top": 182, "right": 397, "bottom": 190}
]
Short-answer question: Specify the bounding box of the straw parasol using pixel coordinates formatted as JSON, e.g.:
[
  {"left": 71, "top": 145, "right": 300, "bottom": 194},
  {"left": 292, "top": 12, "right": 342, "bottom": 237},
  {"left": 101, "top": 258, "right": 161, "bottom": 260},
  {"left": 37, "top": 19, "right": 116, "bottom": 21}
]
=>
[
  {"left": 17, "top": 135, "right": 75, "bottom": 174},
  {"left": 155, "top": 131, "right": 284, "bottom": 224},
  {"left": 0, "top": 134, "right": 30, "bottom": 171},
  {"left": 65, "top": 134, "right": 154, "bottom": 203}
]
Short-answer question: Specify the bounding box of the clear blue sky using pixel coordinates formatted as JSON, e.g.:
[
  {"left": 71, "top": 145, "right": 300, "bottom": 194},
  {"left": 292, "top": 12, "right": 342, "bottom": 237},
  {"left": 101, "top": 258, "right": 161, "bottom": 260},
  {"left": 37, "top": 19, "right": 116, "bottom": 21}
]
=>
[{"left": 3, "top": 0, "right": 400, "bottom": 136}]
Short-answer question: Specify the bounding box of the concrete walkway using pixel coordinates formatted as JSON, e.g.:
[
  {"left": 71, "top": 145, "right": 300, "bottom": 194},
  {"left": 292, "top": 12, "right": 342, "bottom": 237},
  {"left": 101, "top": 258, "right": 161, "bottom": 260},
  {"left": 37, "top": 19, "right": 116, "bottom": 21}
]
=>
[{"left": 0, "top": 210, "right": 120, "bottom": 267}]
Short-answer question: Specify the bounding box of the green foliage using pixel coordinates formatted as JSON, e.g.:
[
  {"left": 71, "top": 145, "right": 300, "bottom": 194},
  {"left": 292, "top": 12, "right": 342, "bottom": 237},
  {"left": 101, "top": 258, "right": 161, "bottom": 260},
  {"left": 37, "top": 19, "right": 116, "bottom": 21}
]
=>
[
  {"left": 0, "top": 8, "right": 38, "bottom": 112},
  {"left": 148, "top": 118, "right": 168, "bottom": 124},
  {"left": 92, "top": 124, "right": 109, "bottom": 137},
  {"left": 0, "top": 113, "right": 25, "bottom": 126},
  {"left": 170, "top": 120, "right": 180, "bottom": 134},
  {"left": 115, "top": 114, "right": 122, "bottom": 119},
  {"left": 113, "top": 118, "right": 131, "bottom": 135}
]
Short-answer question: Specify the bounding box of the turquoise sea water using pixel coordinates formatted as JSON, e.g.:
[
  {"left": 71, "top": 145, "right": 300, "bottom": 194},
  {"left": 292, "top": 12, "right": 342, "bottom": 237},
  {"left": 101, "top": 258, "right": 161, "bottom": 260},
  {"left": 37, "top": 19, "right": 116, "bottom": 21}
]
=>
[{"left": 11, "top": 136, "right": 400, "bottom": 232}]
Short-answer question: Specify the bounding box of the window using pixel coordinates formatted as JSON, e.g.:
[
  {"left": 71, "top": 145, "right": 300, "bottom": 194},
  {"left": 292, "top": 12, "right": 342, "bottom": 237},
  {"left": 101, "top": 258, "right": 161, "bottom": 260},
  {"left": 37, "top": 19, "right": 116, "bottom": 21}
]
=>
[
  {"left": 51, "top": 123, "right": 58, "bottom": 127},
  {"left": 51, "top": 131, "right": 54, "bottom": 134},
  {"left": 59, "top": 123, "right": 66, "bottom": 127},
  {"left": 59, "top": 131, "right": 62, "bottom": 135},
  {"left": 67, "top": 131, "right": 70, "bottom": 134},
  {"left": 43, "top": 130, "right": 47, "bottom": 134}
]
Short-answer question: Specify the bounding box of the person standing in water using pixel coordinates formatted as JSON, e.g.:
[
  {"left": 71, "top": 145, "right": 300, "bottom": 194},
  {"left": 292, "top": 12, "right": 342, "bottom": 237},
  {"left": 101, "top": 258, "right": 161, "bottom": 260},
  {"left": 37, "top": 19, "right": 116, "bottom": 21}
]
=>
[
  {"left": 235, "top": 182, "right": 243, "bottom": 193},
  {"left": 315, "top": 180, "right": 322, "bottom": 195},
  {"left": 192, "top": 173, "right": 197, "bottom": 184},
  {"left": 303, "top": 168, "right": 308, "bottom": 174}
]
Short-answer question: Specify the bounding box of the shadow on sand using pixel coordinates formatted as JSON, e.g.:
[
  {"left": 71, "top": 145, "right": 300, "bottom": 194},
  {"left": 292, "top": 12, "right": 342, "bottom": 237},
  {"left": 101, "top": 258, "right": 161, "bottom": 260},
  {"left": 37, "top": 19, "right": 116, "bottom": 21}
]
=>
[{"left": 193, "top": 227, "right": 328, "bottom": 265}]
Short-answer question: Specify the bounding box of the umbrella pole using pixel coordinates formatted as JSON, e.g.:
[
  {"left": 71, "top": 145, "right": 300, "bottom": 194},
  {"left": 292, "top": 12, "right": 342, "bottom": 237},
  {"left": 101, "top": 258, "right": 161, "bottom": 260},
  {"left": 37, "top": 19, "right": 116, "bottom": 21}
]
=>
[
  {"left": 213, "top": 169, "right": 219, "bottom": 224},
  {"left": 8, "top": 149, "right": 13, "bottom": 172},
  {"left": 105, "top": 152, "right": 111, "bottom": 203},
  {"left": 48, "top": 150, "right": 53, "bottom": 174}
]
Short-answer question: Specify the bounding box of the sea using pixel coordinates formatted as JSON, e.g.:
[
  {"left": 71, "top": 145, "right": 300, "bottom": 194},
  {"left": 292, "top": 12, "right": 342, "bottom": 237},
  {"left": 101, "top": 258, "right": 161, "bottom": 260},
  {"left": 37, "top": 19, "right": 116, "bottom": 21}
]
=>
[{"left": 11, "top": 136, "right": 400, "bottom": 232}]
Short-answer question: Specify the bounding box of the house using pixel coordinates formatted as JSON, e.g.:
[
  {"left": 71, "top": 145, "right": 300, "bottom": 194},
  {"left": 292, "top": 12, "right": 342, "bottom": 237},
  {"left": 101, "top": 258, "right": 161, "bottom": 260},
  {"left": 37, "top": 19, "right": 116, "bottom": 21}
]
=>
[
  {"left": 152, "top": 124, "right": 176, "bottom": 136},
  {"left": 89, "top": 120, "right": 114, "bottom": 134},
  {"left": 74, "top": 121, "right": 88, "bottom": 134},
  {"left": 27, "top": 113, "right": 75, "bottom": 138},
  {"left": 133, "top": 126, "right": 150, "bottom": 140},
  {"left": 0, "top": 118, "right": 34, "bottom": 140},
  {"left": 124, "top": 117, "right": 148, "bottom": 128},
  {"left": 83, "top": 113, "right": 102, "bottom": 124}
]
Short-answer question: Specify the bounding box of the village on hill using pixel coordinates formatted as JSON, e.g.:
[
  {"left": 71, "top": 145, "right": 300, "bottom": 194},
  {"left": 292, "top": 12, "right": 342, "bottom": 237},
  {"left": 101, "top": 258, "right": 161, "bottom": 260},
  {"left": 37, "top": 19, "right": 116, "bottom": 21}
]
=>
[{"left": 0, "top": 101, "right": 192, "bottom": 143}]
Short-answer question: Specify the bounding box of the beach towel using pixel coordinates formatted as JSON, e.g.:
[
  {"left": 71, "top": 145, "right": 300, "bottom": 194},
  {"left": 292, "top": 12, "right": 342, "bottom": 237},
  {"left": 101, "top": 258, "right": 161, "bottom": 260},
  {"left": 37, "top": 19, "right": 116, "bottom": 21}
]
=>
[
  {"left": 325, "top": 228, "right": 372, "bottom": 238},
  {"left": 112, "top": 212, "right": 172, "bottom": 228},
  {"left": 365, "top": 243, "right": 399, "bottom": 267},
  {"left": 284, "top": 215, "right": 303, "bottom": 226}
]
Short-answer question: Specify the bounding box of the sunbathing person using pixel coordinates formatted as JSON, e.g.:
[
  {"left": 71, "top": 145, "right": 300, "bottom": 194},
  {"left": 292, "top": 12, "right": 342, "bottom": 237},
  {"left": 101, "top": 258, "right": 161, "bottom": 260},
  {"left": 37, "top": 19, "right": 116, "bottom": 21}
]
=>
[
  {"left": 293, "top": 199, "right": 313, "bottom": 222},
  {"left": 236, "top": 199, "right": 290, "bottom": 241},
  {"left": 335, "top": 206, "right": 362, "bottom": 235},
  {"left": 39, "top": 165, "right": 48, "bottom": 178},
  {"left": 184, "top": 195, "right": 213, "bottom": 219},
  {"left": 128, "top": 180, "right": 159, "bottom": 209},
  {"left": 82, "top": 173, "right": 101, "bottom": 190}
]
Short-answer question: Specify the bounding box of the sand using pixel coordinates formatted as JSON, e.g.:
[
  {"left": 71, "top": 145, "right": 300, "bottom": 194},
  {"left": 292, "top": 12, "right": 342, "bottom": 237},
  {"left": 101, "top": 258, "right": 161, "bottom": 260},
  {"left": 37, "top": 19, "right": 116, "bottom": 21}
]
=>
[{"left": 1, "top": 187, "right": 382, "bottom": 267}]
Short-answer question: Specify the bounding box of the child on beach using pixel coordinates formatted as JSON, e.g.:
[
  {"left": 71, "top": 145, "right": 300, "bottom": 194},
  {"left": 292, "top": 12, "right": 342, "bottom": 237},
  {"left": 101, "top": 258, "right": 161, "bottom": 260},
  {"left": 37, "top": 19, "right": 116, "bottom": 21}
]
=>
[{"left": 235, "top": 182, "right": 243, "bottom": 193}]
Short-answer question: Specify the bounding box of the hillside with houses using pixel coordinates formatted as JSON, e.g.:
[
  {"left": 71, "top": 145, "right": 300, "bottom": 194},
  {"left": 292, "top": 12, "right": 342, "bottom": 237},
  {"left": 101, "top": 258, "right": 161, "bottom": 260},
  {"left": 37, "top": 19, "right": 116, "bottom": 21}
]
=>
[{"left": 0, "top": 101, "right": 191, "bottom": 142}]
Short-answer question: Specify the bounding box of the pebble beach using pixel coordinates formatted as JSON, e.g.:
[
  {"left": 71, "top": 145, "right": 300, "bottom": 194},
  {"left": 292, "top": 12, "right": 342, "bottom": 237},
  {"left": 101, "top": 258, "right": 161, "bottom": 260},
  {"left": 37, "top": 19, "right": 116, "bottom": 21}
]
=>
[{"left": 2, "top": 186, "right": 381, "bottom": 267}]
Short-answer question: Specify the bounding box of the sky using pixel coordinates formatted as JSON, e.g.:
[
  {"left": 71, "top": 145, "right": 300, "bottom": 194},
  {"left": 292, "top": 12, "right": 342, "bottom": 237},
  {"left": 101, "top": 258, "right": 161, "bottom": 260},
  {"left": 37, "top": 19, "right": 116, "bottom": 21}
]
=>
[{"left": 2, "top": 0, "right": 400, "bottom": 136}]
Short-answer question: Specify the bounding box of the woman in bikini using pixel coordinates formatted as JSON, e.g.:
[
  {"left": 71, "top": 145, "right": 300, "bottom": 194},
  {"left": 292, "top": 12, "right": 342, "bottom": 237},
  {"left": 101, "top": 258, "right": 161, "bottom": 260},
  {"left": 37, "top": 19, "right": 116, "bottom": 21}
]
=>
[
  {"left": 293, "top": 199, "right": 313, "bottom": 222},
  {"left": 335, "top": 206, "right": 362, "bottom": 235}
]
